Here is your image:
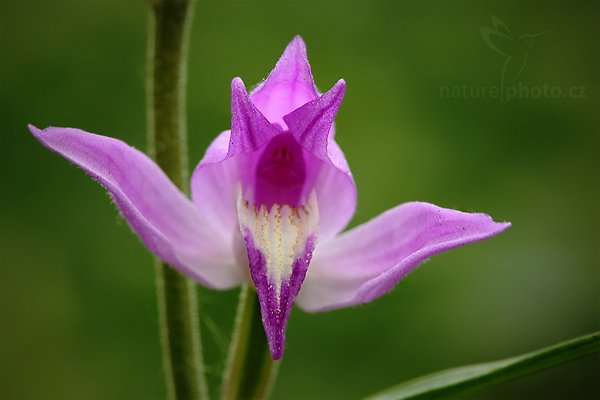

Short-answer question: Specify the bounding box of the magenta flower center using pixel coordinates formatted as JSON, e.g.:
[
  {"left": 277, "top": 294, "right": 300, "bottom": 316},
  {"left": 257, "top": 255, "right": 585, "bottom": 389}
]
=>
[{"left": 255, "top": 133, "right": 306, "bottom": 208}]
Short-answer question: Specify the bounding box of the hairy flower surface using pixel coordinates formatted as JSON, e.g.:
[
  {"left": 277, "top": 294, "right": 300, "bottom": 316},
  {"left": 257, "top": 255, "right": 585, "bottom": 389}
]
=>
[{"left": 29, "top": 36, "right": 510, "bottom": 360}]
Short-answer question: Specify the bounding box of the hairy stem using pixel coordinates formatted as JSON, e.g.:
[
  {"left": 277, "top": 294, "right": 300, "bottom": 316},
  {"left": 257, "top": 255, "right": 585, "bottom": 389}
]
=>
[
  {"left": 146, "top": 0, "right": 208, "bottom": 399},
  {"left": 221, "top": 285, "right": 280, "bottom": 400}
]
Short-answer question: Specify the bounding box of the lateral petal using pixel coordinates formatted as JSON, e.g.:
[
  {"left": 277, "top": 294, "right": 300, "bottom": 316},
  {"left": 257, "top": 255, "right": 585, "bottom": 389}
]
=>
[
  {"left": 283, "top": 79, "right": 345, "bottom": 160},
  {"left": 29, "top": 125, "right": 243, "bottom": 288},
  {"left": 230, "top": 77, "right": 281, "bottom": 156},
  {"left": 281, "top": 80, "right": 354, "bottom": 237},
  {"left": 297, "top": 202, "right": 510, "bottom": 312}
]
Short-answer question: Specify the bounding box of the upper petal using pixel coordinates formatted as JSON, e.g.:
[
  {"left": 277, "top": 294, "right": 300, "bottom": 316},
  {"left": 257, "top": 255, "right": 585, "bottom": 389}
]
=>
[
  {"left": 29, "top": 125, "right": 244, "bottom": 289},
  {"left": 190, "top": 78, "right": 281, "bottom": 242},
  {"left": 190, "top": 78, "right": 279, "bottom": 239},
  {"left": 250, "top": 35, "right": 319, "bottom": 127},
  {"left": 283, "top": 81, "right": 356, "bottom": 238},
  {"left": 283, "top": 79, "right": 345, "bottom": 160},
  {"left": 195, "top": 79, "right": 356, "bottom": 240},
  {"left": 230, "top": 77, "right": 281, "bottom": 156},
  {"left": 296, "top": 202, "right": 511, "bottom": 312}
]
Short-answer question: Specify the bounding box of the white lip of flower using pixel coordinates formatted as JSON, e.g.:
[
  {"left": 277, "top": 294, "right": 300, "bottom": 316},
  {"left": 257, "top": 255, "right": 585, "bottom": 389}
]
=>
[{"left": 237, "top": 189, "right": 318, "bottom": 300}]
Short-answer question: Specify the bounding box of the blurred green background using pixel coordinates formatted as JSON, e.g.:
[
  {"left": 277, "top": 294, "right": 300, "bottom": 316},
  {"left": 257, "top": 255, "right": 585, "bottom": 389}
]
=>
[{"left": 1, "top": 0, "right": 598, "bottom": 399}]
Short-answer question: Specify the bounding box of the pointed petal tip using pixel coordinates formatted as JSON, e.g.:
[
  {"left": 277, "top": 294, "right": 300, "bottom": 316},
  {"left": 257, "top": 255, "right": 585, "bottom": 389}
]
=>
[
  {"left": 479, "top": 218, "right": 511, "bottom": 238},
  {"left": 270, "top": 349, "right": 284, "bottom": 360},
  {"left": 474, "top": 209, "right": 511, "bottom": 233},
  {"left": 274, "top": 35, "right": 309, "bottom": 71},
  {"left": 287, "top": 35, "right": 307, "bottom": 52},
  {"left": 267, "top": 335, "right": 285, "bottom": 360},
  {"left": 277, "top": 35, "right": 310, "bottom": 74},
  {"left": 231, "top": 77, "right": 247, "bottom": 93},
  {"left": 327, "top": 79, "right": 346, "bottom": 100},
  {"left": 28, "top": 124, "right": 49, "bottom": 141},
  {"left": 497, "top": 220, "right": 512, "bottom": 232},
  {"left": 28, "top": 124, "right": 54, "bottom": 146}
]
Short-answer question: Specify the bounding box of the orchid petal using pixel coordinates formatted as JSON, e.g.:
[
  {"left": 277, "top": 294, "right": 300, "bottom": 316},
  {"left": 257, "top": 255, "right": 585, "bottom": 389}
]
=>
[
  {"left": 297, "top": 202, "right": 511, "bottom": 312},
  {"left": 238, "top": 192, "right": 319, "bottom": 359},
  {"left": 281, "top": 80, "right": 354, "bottom": 237},
  {"left": 190, "top": 130, "right": 241, "bottom": 247},
  {"left": 189, "top": 78, "right": 281, "bottom": 240},
  {"left": 250, "top": 35, "right": 319, "bottom": 127},
  {"left": 283, "top": 79, "right": 346, "bottom": 160},
  {"left": 310, "top": 140, "right": 356, "bottom": 238},
  {"left": 230, "top": 78, "right": 280, "bottom": 156},
  {"left": 29, "top": 125, "right": 244, "bottom": 289}
]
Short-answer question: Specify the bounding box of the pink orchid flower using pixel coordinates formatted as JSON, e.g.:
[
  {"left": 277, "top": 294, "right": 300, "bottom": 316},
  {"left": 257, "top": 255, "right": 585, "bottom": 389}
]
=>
[{"left": 29, "top": 36, "right": 510, "bottom": 360}]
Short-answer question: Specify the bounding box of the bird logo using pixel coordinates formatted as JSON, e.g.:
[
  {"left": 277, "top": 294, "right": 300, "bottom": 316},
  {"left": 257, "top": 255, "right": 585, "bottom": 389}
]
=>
[{"left": 480, "top": 16, "right": 550, "bottom": 89}]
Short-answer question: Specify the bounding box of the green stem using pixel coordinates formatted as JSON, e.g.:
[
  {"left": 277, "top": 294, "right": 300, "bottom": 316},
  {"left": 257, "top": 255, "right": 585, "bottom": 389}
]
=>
[
  {"left": 221, "top": 285, "right": 280, "bottom": 400},
  {"left": 146, "top": 0, "right": 208, "bottom": 399}
]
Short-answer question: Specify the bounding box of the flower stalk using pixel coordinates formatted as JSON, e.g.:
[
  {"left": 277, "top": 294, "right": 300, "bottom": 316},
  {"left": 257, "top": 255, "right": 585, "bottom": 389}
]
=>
[
  {"left": 146, "top": 0, "right": 207, "bottom": 399},
  {"left": 221, "top": 285, "right": 280, "bottom": 400}
]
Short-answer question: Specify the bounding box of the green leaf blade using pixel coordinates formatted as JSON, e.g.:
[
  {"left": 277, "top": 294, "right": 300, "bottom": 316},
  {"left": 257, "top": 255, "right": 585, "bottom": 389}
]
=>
[{"left": 364, "top": 331, "right": 599, "bottom": 400}]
